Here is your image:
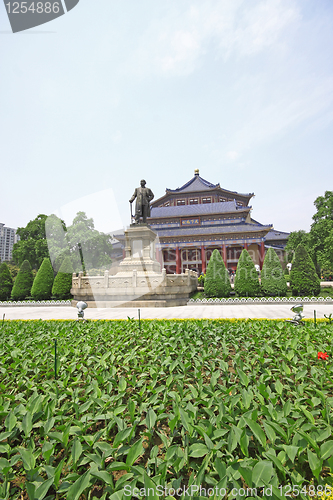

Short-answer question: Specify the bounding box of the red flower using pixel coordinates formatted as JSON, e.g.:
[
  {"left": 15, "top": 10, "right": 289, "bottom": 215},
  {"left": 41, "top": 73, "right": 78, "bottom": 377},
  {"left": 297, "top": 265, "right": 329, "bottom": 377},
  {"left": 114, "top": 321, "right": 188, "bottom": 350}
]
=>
[{"left": 318, "top": 352, "right": 329, "bottom": 360}]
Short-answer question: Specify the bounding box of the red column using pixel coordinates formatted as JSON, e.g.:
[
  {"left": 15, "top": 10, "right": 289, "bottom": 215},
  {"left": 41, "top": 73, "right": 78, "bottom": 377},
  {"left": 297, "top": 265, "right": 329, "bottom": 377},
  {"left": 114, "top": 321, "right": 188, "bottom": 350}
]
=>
[
  {"left": 201, "top": 245, "right": 206, "bottom": 273},
  {"left": 176, "top": 246, "right": 181, "bottom": 274},
  {"left": 244, "top": 242, "right": 248, "bottom": 250},
  {"left": 259, "top": 241, "right": 265, "bottom": 269},
  {"left": 222, "top": 244, "right": 227, "bottom": 267}
]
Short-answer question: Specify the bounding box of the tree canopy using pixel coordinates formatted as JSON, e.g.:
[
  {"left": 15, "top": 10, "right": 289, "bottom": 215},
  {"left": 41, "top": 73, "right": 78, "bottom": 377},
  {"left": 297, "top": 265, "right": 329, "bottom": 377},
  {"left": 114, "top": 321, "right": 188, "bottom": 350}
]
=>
[
  {"left": 286, "top": 191, "right": 333, "bottom": 277},
  {"left": 285, "top": 230, "right": 310, "bottom": 262},
  {"left": 13, "top": 212, "right": 113, "bottom": 274},
  {"left": 309, "top": 191, "right": 333, "bottom": 273},
  {"left": 13, "top": 214, "right": 66, "bottom": 270},
  {"left": 204, "top": 249, "right": 231, "bottom": 298},
  {"left": 289, "top": 244, "right": 321, "bottom": 296}
]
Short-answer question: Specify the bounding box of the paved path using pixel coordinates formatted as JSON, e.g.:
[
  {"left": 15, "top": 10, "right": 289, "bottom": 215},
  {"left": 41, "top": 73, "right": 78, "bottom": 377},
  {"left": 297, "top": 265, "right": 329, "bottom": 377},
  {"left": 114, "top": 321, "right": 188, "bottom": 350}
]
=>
[{"left": 1, "top": 303, "right": 333, "bottom": 320}]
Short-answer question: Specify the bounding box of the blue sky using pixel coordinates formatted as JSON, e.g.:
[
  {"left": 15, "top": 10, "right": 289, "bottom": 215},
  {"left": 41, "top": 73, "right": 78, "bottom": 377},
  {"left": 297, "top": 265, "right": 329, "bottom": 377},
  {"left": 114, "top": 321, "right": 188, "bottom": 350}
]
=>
[{"left": 1, "top": 0, "right": 333, "bottom": 235}]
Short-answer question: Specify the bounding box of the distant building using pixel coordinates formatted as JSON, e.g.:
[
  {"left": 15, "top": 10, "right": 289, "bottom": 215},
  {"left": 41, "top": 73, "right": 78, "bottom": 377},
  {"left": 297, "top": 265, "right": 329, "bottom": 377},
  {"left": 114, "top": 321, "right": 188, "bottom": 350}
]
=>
[
  {"left": 147, "top": 170, "right": 289, "bottom": 274},
  {"left": 0, "top": 223, "right": 19, "bottom": 262}
]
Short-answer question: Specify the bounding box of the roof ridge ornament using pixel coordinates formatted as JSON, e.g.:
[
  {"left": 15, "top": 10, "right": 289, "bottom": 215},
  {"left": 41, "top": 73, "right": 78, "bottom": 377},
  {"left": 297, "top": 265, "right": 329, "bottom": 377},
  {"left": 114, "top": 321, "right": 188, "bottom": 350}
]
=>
[{"left": 194, "top": 169, "right": 199, "bottom": 176}]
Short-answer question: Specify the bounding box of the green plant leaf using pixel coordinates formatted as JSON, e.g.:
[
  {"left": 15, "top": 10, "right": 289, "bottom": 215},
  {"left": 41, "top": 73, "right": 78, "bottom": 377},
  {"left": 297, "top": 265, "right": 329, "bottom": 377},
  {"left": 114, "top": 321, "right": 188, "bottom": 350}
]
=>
[
  {"left": 189, "top": 443, "right": 210, "bottom": 457},
  {"left": 244, "top": 417, "right": 266, "bottom": 448},
  {"left": 66, "top": 470, "right": 91, "bottom": 500},
  {"left": 34, "top": 477, "right": 54, "bottom": 500},
  {"left": 113, "top": 427, "right": 132, "bottom": 448},
  {"left": 321, "top": 440, "right": 333, "bottom": 460},
  {"left": 126, "top": 437, "right": 144, "bottom": 466},
  {"left": 91, "top": 470, "right": 114, "bottom": 486},
  {"left": 282, "top": 445, "right": 299, "bottom": 463},
  {"left": 22, "top": 411, "right": 32, "bottom": 438},
  {"left": 19, "top": 447, "right": 35, "bottom": 471},
  {"left": 143, "top": 473, "right": 159, "bottom": 500},
  {"left": 252, "top": 460, "right": 273, "bottom": 487},
  {"left": 71, "top": 438, "right": 83, "bottom": 465},
  {"left": 307, "top": 449, "right": 322, "bottom": 480},
  {"left": 5, "top": 412, "right": 17, "bottom": 432},
  {"left": 237, "top": 368, "right": 249, "bottom": 387},
  {"left": 146, "top": 408, "right": 157, "bottom": 430}
]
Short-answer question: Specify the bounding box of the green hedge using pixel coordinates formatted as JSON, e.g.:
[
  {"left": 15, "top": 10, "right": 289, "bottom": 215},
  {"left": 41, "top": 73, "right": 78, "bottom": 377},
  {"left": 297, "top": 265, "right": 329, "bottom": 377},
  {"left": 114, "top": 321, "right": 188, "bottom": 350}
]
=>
[
  {"left": 204, "top": 249, "right": 231, "bottom": 297},
  {"left": 290, "top": 244, "right": 321, "bottom": 296},
  {"left": 0, "top": 262, "right": 13, "bottom": 300},
  {"left": 52, "top": 256, "right": 74, "bottom": 299},
  {"left": 31, "top": 257, "right": 54, "bottom": 300},
  {"left": 11, "top": 260, "right": 33, "bottom": 301},
  {"left": 261, "top": 248, "right": 287, "bottom": 296},
  {"left": 234, "top": 249, "right": 260, "bottom": 297}
]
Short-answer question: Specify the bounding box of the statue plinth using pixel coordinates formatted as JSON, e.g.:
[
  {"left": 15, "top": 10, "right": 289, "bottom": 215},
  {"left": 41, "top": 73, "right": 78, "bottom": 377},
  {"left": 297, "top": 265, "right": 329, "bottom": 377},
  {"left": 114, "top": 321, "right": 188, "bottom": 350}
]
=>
[
  {"left": 71, "top": 216, "right": 198, "bottom": 307},
  {"left": 120, "top": 224, "right": 161, "bottom": 273}
]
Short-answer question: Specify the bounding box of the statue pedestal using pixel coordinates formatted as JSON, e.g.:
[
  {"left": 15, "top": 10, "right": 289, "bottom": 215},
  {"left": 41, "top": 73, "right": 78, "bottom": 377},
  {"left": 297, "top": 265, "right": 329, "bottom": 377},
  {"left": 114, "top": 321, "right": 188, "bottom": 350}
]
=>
[
  {"left": 120, "top": 224, "right": 161, "bottom": 273},
  {"left": 71, "top": 225, "right": 198, "bottom": 307}
]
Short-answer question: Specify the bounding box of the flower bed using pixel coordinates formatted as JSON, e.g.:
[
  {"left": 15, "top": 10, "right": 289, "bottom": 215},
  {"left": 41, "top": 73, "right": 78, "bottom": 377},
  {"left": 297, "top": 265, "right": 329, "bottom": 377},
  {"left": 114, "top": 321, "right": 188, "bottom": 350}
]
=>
[{"left": 1, "top": 320, "right": 333, "bottom": 498}]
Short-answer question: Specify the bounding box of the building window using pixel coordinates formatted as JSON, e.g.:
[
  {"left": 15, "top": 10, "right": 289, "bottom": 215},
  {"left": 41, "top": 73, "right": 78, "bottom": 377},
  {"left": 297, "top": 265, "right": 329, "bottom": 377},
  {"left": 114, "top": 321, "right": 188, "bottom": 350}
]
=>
[
  {"left": 164, "top": 202, "right": 170, "bottom": 207},
  {"left": 236, "top": 201, "right": 243, "bottom": 206},
  {"left": 220, "top": 197, "right": 226, "bottom": 202},
  {"left": 189, "top": 198, "right": 198, "bottom": 205},
  {"left": 177, "top": 199, "right": 186, "bottom": 206},
  {"left": 202, "top": 197, "right": 211, "bottom": 204}
]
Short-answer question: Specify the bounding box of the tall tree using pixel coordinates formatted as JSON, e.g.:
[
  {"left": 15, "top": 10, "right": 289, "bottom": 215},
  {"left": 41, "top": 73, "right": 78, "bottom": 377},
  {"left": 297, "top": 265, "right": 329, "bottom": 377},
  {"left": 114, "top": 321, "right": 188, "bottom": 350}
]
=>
[
  {"left": 234, "top": 249, "right": 260, "bottom": 297},
  {"left": 31, "top": 257, "right": 54, "bottom": 300},
  {"left": 204, "top": 249, "right": 231, "bottom": 298},
  {"left": 52, "top": 256, "right": 74, "bottom": 299},
  {"left": 0, "top": 263, "right": 13, "bottom": 300},
  {"left": 261, "top": 248, "right": 287, "bottom": 296},
  {"left": 309, "top": 191, "right": 333, "bottom": 274},
  {"left": 11, "top": 260, "right": 34, "bottom": 301},
  {"left": 65, "top": 212, "right": 113, "bottom": 272},
  {"left": 289, "top": 244, "right": 320, "bottom": 296},
  {"left": 13, "top": 214, "right": 66, "bottom": 270},
  {"left": 285, "top": 230, "right": 310, "bottom": 262}
]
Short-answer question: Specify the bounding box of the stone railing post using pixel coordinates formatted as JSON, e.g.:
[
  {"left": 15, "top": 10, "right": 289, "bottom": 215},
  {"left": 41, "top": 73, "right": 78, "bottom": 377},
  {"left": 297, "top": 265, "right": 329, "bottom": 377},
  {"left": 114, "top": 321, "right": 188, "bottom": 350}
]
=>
[{"left": 104, "top": 270, "right": 109, "bottom": 288}]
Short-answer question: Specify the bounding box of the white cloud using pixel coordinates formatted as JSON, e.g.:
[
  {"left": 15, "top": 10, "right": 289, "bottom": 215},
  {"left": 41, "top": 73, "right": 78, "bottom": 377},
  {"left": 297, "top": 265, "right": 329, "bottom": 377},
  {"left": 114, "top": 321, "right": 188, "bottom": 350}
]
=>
[
  {"left": 112, "top": 131, "right": 122, "bottom": 144},
  {"left": 124, "top": 0, "right": 300, "bottom": 77},
  {"left": 227, "top": 151, "right": 239, "bottom": 160}
]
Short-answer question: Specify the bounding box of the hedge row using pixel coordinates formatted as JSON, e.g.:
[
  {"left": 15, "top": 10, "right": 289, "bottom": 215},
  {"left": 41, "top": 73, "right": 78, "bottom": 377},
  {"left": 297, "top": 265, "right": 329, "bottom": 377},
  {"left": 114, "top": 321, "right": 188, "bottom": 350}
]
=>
[
  {"left": 0, "top": 257, "right": 73, "bottom": 301},
  {"left": 204, "top": 244, "right": 319, "bottom": 298}
]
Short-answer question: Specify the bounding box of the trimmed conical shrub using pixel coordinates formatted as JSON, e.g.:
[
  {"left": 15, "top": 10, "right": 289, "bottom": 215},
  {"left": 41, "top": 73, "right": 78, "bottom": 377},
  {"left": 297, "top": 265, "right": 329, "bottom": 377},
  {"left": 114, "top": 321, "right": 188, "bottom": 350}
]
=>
[
  {"left": 204, "top": 249, "right": 231, "bottom": 298},
  {"left": 31, "top": 257, "right": 54, "bottom": 300},
  {"left": 11, "top": 260, "right": 33, "bottom": 301},
  {"left": 52, "top": 256, "right": 74, "bottom": 299},
  {"left": 0, "top": 263, "right": 13, "bottom": 300},
  {"left": 261, "top": 248, "right": 287, "bottom": 296},
  {"left": 234, "top": 249, "right": 260, "bottom": 297},
  {"left": 290, "top": 244, "right": 321, "bottom": 296}
]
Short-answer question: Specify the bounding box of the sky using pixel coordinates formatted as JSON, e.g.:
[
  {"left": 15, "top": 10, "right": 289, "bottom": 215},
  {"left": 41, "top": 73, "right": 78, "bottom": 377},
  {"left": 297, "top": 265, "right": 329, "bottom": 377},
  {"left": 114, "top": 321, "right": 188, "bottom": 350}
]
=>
[{"left": 1, "top": 0, "right": 333, "bottom": 235}]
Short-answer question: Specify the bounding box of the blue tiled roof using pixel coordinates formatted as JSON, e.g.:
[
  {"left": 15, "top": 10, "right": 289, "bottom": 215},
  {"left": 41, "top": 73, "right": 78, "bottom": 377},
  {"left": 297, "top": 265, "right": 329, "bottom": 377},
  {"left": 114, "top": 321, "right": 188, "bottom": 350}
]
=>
[
  {"left": 150, "top": 201, "right": 249, "bottom": 218},
  {"left": 167, "top": 175, "right": 218, "bottom": 193},
  {"left": 153, "top": 223, "right": 272, "bottom": 238},
  {"left": 265, "top": 229, "right": 289, "bottom": 241}
]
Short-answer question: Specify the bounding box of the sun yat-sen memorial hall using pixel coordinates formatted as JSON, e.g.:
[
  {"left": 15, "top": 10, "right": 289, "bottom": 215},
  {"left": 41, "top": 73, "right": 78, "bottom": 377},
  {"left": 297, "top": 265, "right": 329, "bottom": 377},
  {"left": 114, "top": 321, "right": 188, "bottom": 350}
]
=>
[{"left": 145, "top": 170, "right": 289, "bottom": 274}]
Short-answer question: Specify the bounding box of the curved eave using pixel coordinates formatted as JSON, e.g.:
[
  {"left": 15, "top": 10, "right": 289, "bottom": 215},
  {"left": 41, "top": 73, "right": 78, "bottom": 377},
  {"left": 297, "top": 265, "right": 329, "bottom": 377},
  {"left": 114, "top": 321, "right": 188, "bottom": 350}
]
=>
[
  {"left": 157, "top": 224, "right": 273, "bottom": 239},
  {"left": 149, "top": 208, "right": 251, "bottom": 222}
]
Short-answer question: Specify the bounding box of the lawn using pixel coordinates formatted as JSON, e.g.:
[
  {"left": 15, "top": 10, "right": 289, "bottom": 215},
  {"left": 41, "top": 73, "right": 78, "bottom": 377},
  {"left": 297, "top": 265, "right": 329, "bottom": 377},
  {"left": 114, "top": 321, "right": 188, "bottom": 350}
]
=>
[{"left": 1, "top": 319, "right": 333, "bottom": 499}]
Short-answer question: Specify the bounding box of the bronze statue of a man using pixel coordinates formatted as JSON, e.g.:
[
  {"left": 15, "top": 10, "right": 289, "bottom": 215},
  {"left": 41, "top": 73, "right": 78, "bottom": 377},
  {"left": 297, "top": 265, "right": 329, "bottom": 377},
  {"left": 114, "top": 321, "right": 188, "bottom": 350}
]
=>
[{"left": 129, "top": 179, "right": 154, "bottom": 224}]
